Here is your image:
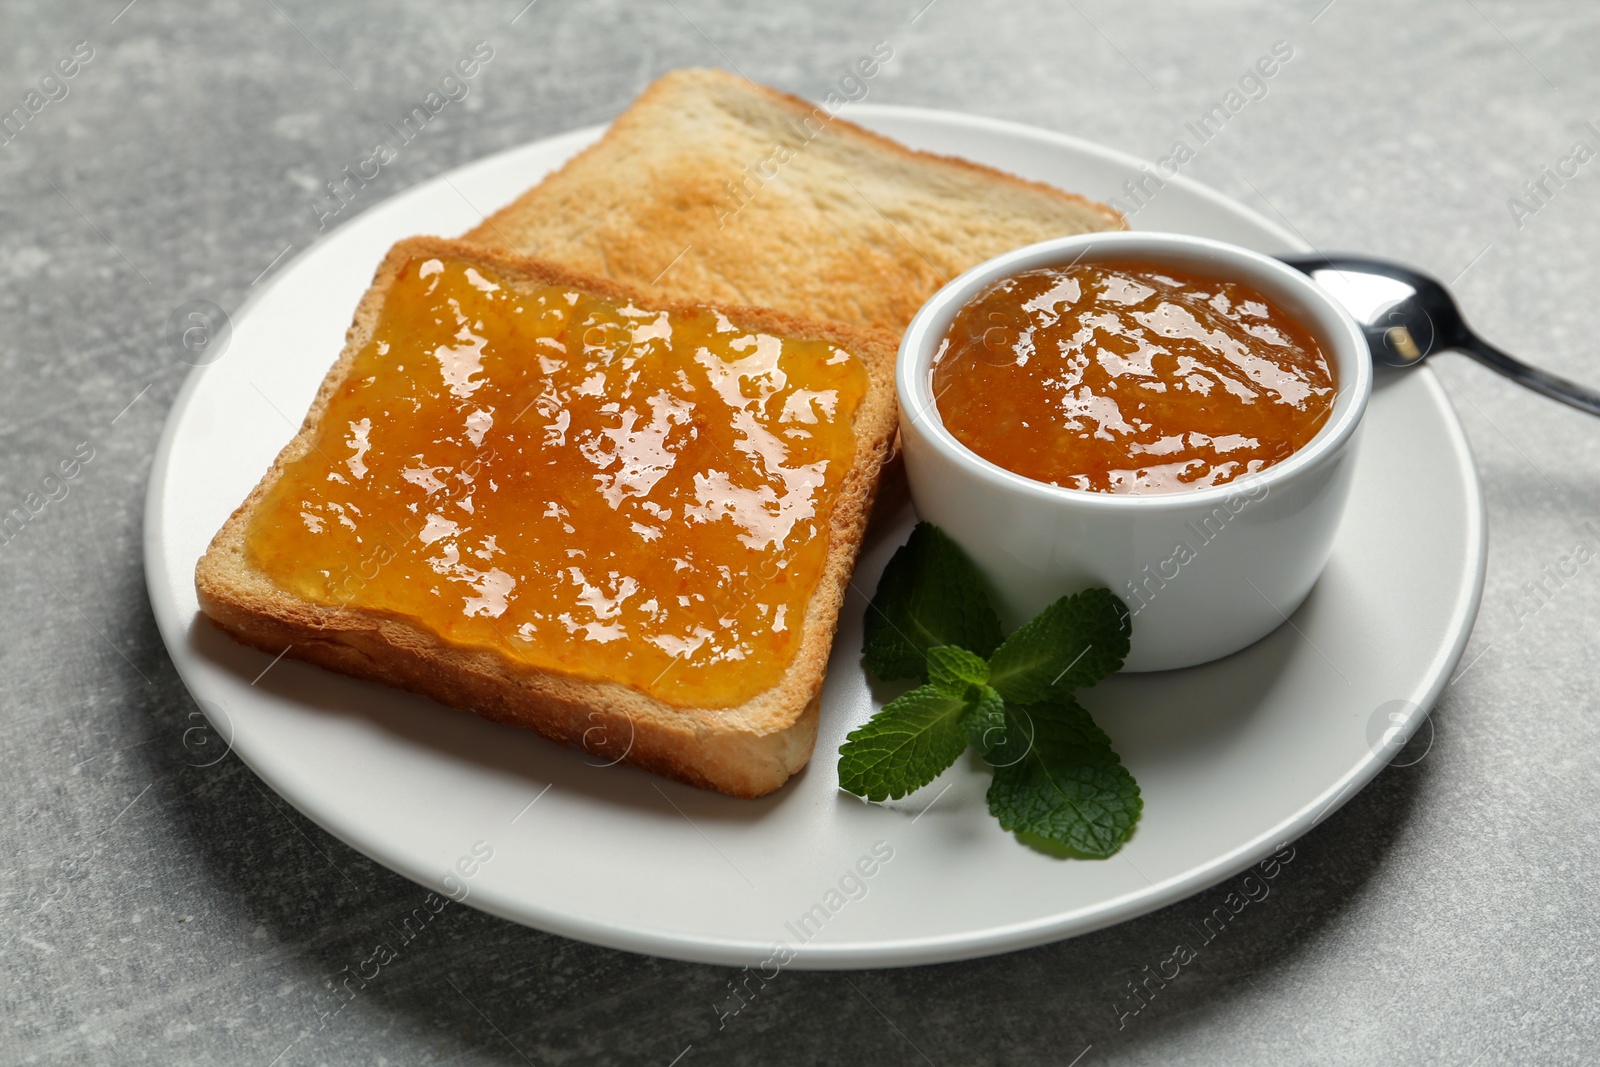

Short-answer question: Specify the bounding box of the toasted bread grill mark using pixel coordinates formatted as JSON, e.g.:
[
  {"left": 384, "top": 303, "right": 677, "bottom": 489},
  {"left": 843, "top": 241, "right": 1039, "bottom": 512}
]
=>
[
  {"left": 195, "top": 236, "right": 899, "bottom": 798},
  {"left": 461, "top": 68, "right": 1125, "bottom": 334}
]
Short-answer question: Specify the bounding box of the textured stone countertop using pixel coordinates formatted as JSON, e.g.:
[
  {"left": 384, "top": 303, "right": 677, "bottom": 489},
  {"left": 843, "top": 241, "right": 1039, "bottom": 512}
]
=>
[{"left": 4, "top": 1, "right": 1597, "bottom": 1063}]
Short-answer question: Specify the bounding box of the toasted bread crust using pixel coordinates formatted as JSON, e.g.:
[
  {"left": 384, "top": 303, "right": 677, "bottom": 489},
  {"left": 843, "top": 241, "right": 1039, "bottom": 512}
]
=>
[
  {"left": 195, "top": 236, "right": 899, "bottom": 798},
  {"left": 461, "top": 68, "right": 1125, "bottom": 334}
]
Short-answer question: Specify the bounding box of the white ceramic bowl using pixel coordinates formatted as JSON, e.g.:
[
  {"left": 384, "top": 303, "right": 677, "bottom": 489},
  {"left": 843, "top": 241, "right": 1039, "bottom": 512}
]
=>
[{"left": 897, "top": 231, "right": 1373, "bottom": 672}]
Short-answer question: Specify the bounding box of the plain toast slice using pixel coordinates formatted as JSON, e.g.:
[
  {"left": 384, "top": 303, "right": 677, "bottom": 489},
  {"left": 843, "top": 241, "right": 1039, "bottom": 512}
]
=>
[
  {"left": 462, "top": 68, "right": 1125, "bottom": 335},
  {"left": 195, "top": 236, "right": 899, "bottom": 798}
]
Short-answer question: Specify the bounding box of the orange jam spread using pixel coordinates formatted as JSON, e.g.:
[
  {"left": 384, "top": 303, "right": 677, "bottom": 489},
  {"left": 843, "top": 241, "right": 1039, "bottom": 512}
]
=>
[
  {"left": 244, "top": 255, "right": 870, "bottom": 708},
  {"left": 932, "top": 261, "right": 1337, "bottom": 493}
]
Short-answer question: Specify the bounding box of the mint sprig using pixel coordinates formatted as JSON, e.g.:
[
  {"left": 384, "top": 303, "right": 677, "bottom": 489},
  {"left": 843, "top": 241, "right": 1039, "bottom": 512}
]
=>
[{"left": 841, "top": 522, "right": 1141, "bottom": 858}]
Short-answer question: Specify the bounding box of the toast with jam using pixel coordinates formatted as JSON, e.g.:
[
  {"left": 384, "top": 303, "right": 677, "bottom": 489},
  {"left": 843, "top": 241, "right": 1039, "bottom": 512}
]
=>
[{"left": 195, "top": 237, "right": 898, "bottom": 797}]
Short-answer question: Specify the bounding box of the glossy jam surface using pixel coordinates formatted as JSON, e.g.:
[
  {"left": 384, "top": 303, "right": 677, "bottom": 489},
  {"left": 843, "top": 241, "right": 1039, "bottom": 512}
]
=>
[
  {"left": 932, "top": 262, "right": 1337, "bottom": 494},
  {"left": 244, "top": 255, "right": 869, "bottom": 708}
]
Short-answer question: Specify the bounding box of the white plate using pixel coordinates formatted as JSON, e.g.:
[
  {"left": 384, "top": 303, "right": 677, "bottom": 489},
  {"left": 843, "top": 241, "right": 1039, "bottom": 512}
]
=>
[{"left": 145, "top": 106, "right": 1486, "bottom": 969}]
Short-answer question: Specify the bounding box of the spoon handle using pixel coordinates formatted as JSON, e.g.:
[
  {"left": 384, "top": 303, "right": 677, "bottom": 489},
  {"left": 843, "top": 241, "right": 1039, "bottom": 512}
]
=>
[{"left": 1458, "top": 331, "right": 1600, "bottom": 417}]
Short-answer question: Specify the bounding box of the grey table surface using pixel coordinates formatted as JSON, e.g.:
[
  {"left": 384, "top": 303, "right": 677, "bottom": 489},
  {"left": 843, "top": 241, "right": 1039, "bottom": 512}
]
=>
[{"left": 4, "top": 0, "right": 1598, "bottom": 1063}]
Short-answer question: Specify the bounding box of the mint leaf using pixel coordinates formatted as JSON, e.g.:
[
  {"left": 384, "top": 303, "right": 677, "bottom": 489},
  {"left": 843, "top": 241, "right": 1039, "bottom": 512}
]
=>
[
  {"left": 862, "top": 523, "right": 1003, "bottom": 682},
  {"left": 838, "top": 683, "right": 976, "bottom": 801},
  {"left": 985, "top": 697, "right": 1141, "bottom": 858},
  {"left": 963, "top": 684, "right": 1008, "bottom": 753},
  {"left": 986, "top": 588, "right": 1131, "bottom": 704},
  {"left": 927, "top": 645, "right": 989, "bottom": 690}
]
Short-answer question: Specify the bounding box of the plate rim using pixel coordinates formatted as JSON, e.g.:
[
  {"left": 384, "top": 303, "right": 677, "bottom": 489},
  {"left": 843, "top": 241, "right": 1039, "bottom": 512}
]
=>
[{"left": 144, "top": 104, "right": 1488, "bottom": 969}]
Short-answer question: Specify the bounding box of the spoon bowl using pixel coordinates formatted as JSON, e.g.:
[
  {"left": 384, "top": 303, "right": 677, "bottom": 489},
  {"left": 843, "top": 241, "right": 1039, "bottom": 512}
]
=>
[{"left": 1279, "top": 253, "right": 1600, "bottom": 415}]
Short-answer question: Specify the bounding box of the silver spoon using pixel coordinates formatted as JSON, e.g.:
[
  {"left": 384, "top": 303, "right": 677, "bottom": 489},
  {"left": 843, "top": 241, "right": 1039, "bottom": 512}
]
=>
[{"left": 1278, "top": 253, "right": 1600, "bottom": 417}]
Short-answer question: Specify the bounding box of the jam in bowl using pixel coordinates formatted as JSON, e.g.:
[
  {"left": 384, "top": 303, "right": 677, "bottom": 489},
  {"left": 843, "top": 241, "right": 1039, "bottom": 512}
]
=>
[{"left": 896, "top": 232, "right": 1372, "bottom": 672}]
